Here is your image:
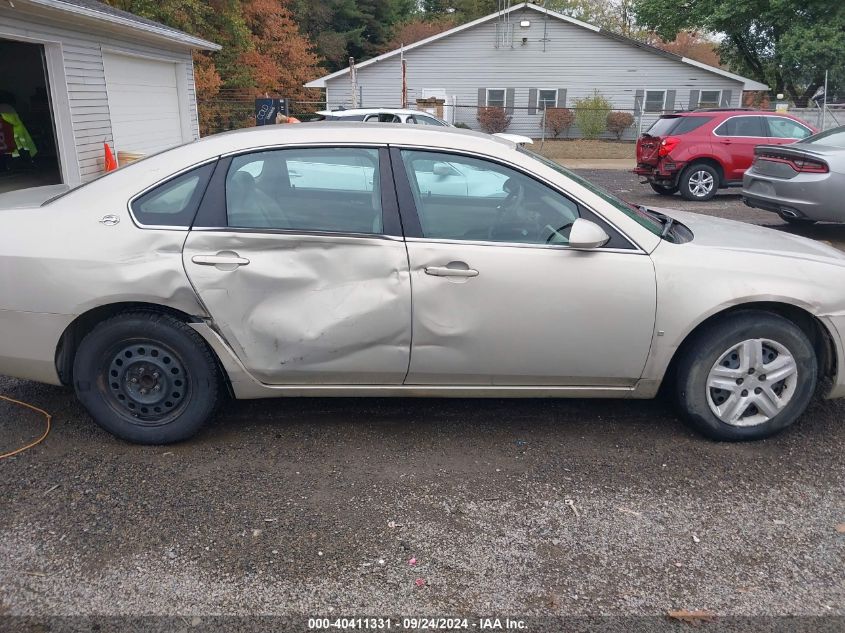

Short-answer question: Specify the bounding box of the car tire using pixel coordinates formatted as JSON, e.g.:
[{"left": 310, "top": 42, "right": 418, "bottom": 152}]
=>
[
  {"left": 674, "top": 311, "right": 817, "bottom": 441},
  {"left": 650, "top": 183, "right": 678, "bottom": 196},
  {"left": 73, "top": 311, "right": 220, "bottom": 444},
  {"left": 678, "top": 163, "right": 719, "bottom": 201}
]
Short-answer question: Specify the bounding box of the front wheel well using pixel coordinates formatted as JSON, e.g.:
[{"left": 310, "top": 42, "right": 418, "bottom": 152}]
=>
[
  {"left": 661, "top": 302, "right": 836, "bottom": 393},
  {"left": 55, "top": 302, "right": 208, "bottom": 386}
]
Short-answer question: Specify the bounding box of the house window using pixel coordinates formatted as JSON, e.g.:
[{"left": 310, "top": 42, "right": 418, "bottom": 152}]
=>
[
  {"left": 486, "top": 89, "right": 506, "bottom": 108},
  {"left": 699, "top": 90, "right": 721, "bottom": 108},
  {"left": 538, "top": 89, "right": 557, "bottom": 110},
  {"left": 644, "top": 90, "right": 666, "bottom": 113}
]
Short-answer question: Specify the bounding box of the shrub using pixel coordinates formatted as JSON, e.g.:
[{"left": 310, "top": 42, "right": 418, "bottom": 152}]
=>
[
  {"left": 477, "top": 106, "right": 511, "bottom": 134},
  {"left": 606, "top": 111, "right": 635, "bottom": 140},
  {"left": 454, "top": 121, "right": 471, "bottom": 129},
  {"left": 543, "top": 107, "right": 575, "bottom": 138},
  {"left": 573, "top": 91, "right": 612, "bottom": 139}
]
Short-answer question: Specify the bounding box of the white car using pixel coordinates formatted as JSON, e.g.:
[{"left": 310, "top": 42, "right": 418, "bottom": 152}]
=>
[
  {"left": 2, "top": 123, "right": 845, "bottom": 445},
  {"left": 316, "top": 108, "right": 450, "bottom": 126}
]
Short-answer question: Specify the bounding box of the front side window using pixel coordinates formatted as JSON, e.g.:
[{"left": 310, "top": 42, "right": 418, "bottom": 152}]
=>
[
  {"left": 538, "top": 89, "right": 557, "bottom": 110},
  {"left": 767, "top": 117, "right": 812, "bottom": 140},
  {"left": 486, "top": 89, "right": 506, "bottom": 108},
  {"left": 401, "top": 150, "right": 584, "bottom": 245},
  {"left": 715, "top": 116, "right": 766, "bottom": 137},
  {"left": 225, "top": 147, "right": 382, "bottom": 234},
  {"left": 644, "top": 90, "right": 666, "bottom": 113},
  {"left": 131, "top": 162, "right": 214, "bottom": 227},
  {"left": 698, "top": 90, "right": 721, "bottom": 108}
]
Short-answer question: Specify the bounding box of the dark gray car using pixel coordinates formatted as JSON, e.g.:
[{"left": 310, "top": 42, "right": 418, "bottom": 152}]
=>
[{"left": 742, "top": 126, "right": 845, "bottom": 224}]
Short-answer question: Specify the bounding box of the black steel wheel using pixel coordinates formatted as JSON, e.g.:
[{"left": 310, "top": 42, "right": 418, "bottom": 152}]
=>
[
  {"left": 650, "top": 182, "right": 678, "bottom": 196},
  {"left": 73, "top": 311, "right": 220, "bottom": 444}
]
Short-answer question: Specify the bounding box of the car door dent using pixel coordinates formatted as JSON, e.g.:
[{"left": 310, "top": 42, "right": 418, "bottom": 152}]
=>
[{"left": 183, "top": 231, "right": 412, "bottom": 385}]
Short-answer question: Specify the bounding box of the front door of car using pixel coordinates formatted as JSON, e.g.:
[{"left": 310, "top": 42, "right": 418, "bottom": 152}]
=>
[
  {"left": 713, "top": 116, "right": 769, "bottom": 180},
  {"left": 393, "top": 148, "right": 657, "bottom": 386},
  {"left": 182, "top": 146, "right": 412, "bottom": 385}
]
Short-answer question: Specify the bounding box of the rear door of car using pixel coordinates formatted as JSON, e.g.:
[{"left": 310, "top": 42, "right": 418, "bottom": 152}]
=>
[
  {"left": 182, "top": 146, "right": 412, "bottom": 385},
  {"left": 713, "top": 115, "right": 769, "bottom": 181}
]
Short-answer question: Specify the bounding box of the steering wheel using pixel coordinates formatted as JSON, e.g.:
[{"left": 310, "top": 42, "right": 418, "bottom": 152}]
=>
[{"left": 545, "top": 221, "right": 575, "bottom": 244}]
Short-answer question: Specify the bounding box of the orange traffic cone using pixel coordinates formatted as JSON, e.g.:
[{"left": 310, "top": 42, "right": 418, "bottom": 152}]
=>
[{"left": 104, "top": 143, "right": 118, "bottom": 172}]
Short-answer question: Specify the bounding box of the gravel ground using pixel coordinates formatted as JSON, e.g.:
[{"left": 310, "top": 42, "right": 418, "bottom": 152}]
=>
[{"left": 1, "top": 172, "right": 844, "bottom": 628}]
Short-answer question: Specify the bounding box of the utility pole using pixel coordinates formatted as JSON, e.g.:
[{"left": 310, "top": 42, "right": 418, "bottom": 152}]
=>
[
  {"left": 349, "top": 57, "right": 358, "bottom": 109},
  {"left": 822, "top": 70, "right": 829, "bottom": 131}
]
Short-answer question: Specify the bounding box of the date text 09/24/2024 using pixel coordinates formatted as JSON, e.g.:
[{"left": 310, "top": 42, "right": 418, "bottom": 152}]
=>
[{"left": 307, "top": 617, "right": 528, "bottom": 630}]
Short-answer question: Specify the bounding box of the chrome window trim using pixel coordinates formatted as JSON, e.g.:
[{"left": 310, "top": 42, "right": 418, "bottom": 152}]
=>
[
  {"left": 220, "top": 141, "right": 386, "bottom": 158},
  {"left": 390, "top": 143, "right": 646, "bottom": 253},
  {"left": 404, "top": 235, "right": 647, "bottom": 254},
  {"left": 189, "top": 226, "right": 405, "bottom": 242},
  {"left": 126, "top": 157, "right": 219, "bottom": 231},
  {"left": 712, "top": 114, "right": 769, "bottom": 138}
]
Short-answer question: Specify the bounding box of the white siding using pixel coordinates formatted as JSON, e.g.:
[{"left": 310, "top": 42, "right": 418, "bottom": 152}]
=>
[
  {"left": 0, "top": 4, "right": 202, "bottom": 183},
  {"left": 324, "top": 7, "right": 744, "bottom": 139}
]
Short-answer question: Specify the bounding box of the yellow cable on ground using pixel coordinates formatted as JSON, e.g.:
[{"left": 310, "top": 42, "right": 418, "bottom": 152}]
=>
[{"left": 0, "top": 395, "right": 52, "bottom": 459}]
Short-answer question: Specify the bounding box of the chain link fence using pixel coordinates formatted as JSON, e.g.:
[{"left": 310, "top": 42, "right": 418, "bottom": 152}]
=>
[{"left": 197, "top": 92, "right": 842, "bottom": 140}]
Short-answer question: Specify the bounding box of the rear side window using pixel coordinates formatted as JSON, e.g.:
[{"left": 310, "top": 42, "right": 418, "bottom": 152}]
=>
[
  {"left": 225, "top": 147, "right": 383, "bottom": 234},
  {"left": 131, "top": 162, "right": 215, "bottom": 227},
  {"left": 645, "top": 116, "right": 712, "bottom": 137},
  {"left": 715, "top": 116, "right": 766, "bottom": 137},
  {"left": 673, "top": 116, "right": 713, "bottom": 134}
]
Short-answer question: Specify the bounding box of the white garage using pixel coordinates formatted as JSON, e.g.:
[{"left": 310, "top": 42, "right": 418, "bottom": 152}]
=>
[
  {"left": 0, "top": 0, "right": 219, "bottom": 194},
  {"left": 103, "top": 52, "right": 192, "bottom": 156}
]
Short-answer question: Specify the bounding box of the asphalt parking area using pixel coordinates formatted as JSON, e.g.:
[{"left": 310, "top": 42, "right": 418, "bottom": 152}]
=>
[{"left": 1, "top": 172, "right": 844, "bottom": 625}]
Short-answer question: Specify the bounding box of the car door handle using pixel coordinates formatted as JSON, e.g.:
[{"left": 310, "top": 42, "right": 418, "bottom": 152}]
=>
[
  {"left": 192, "top": 254, "right": 250, "bottom": 266},
  {"left": 720, "top": 139, "right": 732, "bottom": 144},
  {"left": 424, "top": 266, "right": 479, "bottom": 278}
]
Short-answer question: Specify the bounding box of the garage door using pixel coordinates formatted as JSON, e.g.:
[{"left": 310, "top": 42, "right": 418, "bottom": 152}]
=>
[{"left": 103, "top": 53, "right": 185, "bottom": 155}]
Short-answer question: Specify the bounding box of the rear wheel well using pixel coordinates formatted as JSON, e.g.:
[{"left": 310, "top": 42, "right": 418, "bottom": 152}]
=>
[
  {"left": 55, "top": 303, "right": 230, "bottom": 394},
  {"left": 680, "top": 158, "right": 725, "bottom": 187},
  {"left": 662, "top": 302, "right": 836, "bottom": 394}
]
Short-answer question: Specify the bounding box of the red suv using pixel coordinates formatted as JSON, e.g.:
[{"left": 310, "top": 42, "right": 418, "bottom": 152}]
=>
[{"left": 634, "top": 109, "right": 816, "bottom": 201}]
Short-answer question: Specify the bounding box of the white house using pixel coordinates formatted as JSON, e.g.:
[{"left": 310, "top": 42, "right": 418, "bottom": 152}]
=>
[
  {"left": 0, "top": 0, "right": 219, "bottom": 193},
  {"left": 306, "top": 2, "right": 768, "bottom": 139}
]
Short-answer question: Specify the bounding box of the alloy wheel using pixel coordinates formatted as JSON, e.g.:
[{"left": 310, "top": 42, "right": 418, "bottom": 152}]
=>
[{"left": 688, "top": 170, "right": 715, "bottom": 197}]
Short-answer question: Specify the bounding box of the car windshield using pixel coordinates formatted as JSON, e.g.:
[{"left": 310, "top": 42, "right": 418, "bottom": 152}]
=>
[
  {"left": 517, "top": 146, "right": 663, "bottom": 237},
  {"left": 804, "top": 126, "right": 845, "bottom": 147}
]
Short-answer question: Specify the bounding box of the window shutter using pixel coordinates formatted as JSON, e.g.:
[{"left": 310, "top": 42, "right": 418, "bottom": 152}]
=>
[
  {"left": 688, "top": 89, "right": 700, "bottom": 110},
  {"left": 557, "top": 88, "right": 567, "bottom": 108},
  {"left": 665, "top": 90, "right": 676, "bottom": 112},
  {"left": 528, "top": 88, "right": 538, "bottom": 115},
  {"left": 720, "top": 90, "right": 733, "bottom": 107},
  {"left": 634, "top": 89, "right": 644, "bottom": 115},
  {"left": 478, "top": 88, "right": 486, "bottom": 106},
  {"left": 506, "top": 88, "right": 515, "bottom": 114}
]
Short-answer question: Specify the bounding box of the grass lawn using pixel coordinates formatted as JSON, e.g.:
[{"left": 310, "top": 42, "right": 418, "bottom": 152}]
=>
[{"left": 533, "top": 139, "right": 636, "bottom": 160}]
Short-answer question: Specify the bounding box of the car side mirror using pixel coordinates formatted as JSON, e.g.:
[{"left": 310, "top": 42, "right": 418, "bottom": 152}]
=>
[
  {"left": 568, "top": 218, "right": 610, "bottom": 249},
  {"left": 433, "top": 162, "right": 458, "bottom": 176}
]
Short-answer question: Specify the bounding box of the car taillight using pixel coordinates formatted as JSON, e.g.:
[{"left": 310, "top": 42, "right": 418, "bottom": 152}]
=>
[
  {"left": 793, "top": 157, "right": 829, "bottom": 173},
  {"left": 658, "top": 136, "right": 680, "bottom": 157},
  {"left": 755, "top": 151, "right": 829, "bottom": 173}
]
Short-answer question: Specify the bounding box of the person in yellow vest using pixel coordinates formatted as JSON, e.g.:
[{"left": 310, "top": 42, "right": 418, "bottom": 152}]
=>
[{"left": 0, "top": 103, "right": 37, "bottom": 158}]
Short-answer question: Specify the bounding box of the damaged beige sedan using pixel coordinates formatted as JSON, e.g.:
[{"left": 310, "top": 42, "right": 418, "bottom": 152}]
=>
[{"left": 2, "top": 123, "right": 845, "bottom": 444}]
